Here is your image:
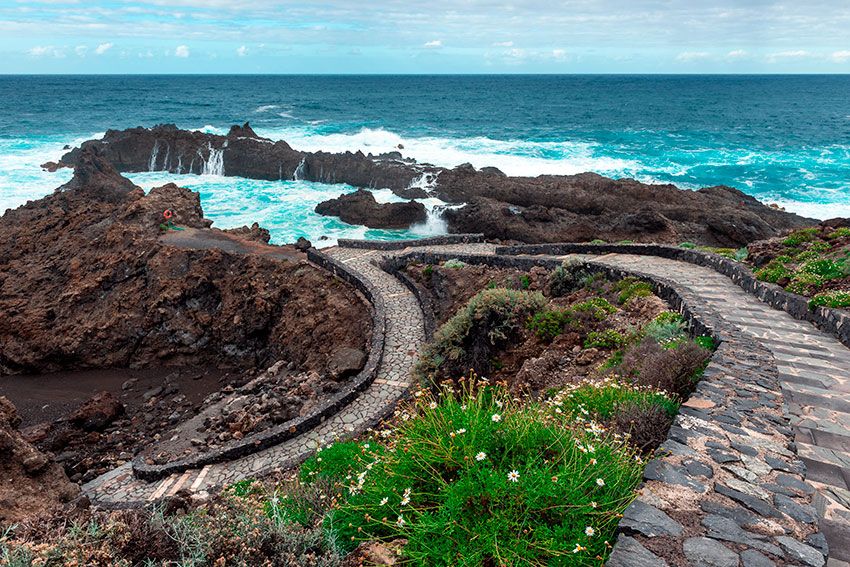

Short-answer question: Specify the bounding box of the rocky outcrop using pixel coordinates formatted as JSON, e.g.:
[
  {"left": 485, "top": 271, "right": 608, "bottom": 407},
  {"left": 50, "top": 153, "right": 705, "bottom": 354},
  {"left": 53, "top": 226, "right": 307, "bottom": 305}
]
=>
[
  {"left": 58, "top": 125, "right": 816, "bottom": 247},
  {"left": 315, "top": 189, "right": 428, "bottom": 229},
  {"left": 0, "top": 396, "right": 80, "bottom": 524},
  {"left": 0, "top": 149, "right": 370, "bottom": 376}
]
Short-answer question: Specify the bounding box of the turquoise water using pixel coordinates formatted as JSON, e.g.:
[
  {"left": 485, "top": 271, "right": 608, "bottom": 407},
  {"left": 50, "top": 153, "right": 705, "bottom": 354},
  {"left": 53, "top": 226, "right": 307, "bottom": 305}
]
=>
[{"left": 1, "top": 75, "right": 849, "bottom": 244}]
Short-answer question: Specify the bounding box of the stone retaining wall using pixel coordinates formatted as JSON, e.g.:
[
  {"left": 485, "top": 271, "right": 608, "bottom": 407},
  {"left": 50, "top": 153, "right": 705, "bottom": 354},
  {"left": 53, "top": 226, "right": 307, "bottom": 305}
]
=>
[
  {"left": 498, "top": 242, "right": 850, "bottom": 351},
  {"left": 385, "top": 250, "right": 826, "bottom": 566},
  {"left": 337, "top": 233, "right": 485, "bottom": 250},
  {"left": 132, "top": 249, "right": 387, "bottom": 481}
]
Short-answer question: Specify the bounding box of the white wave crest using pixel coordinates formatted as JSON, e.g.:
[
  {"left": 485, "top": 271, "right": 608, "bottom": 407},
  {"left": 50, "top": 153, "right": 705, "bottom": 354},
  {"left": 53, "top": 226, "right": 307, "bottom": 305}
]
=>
[{"left": 253, "top": 126, "right": 641, "bottom": 177}]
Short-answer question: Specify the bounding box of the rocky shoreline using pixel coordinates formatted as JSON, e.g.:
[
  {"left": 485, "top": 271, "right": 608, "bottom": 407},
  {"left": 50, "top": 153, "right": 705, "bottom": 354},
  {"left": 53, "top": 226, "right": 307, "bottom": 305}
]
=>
[{"left": 54, "top": 123, "right": 815, "bottom": 246}]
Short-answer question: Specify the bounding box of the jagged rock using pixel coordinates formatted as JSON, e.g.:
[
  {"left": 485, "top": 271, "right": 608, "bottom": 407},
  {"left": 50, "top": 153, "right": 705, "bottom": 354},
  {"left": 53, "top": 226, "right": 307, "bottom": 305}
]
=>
[
  {"left": 0, "top": 396, "right": 80, "bottom": 523},
  {"left": 0, "top": 150, "right": 369, "bottom": 377},
  {"left": 69, "top": 391, "right": 125, "bottom": 432},
  {"left": 294, "top": 237, "right": 312, "bottom": 252},
  {"left": 328, "top": 347, "right": 367, "bottom": 380},
  {"left": 223, "top": 222, "right": 271, "bottom": 243},
  {"left": 315, "top": 189, "right": 427, "bottom": 229},
  {"left": 60, "top": 125, "right": 815, "bottom": 246}
]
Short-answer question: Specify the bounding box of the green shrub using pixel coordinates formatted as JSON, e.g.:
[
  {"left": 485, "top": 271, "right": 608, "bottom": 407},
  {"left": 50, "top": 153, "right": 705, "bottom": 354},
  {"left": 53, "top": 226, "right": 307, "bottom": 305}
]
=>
[
  {"left": 590, "top": 239, "right": 606, "bottom": 244},
  {"left": 574, "top": 297, "right": 617, "bottom": 321},
  {"left": 615, "top": 278, "right": 653, "bottom": 304},
  {"left": 808, "top": 241, "right": 831, "bottom": 253},
  {"left": 618, "top": 240, "right": 634, "bottom": 244},
  {"left": 519, "top": 274, "right": 531, "bottom": 290},
  {"left": 558, "top": 380, "right": 679, "bottom": 423},
  {"left": 415, "top": 289, "right": 547, "bottom": 383},
  {"left": 734, "top": 247, "right": 749, "bottom": 262},
  {"left": 443, "top": 259, "right": 466, "bottom": 269},
  {"left": 548, "top": 261, "right": 589, "bottom": 298},
  {"left": 798, "top": 258, "right": 845, "bottom": 280},
  {"left": 810, "top": 290, "right": 850, "bottom": 309},
  {"left": 828, "top": 227, "right": 850, "bottom": 240},
  {"left": 679, "top": 242, "right": 697, "bottom": 249},
  {"left": 694, "top": 336, "right": 717, "bottom": 350},
  {"left": 230, "top": 478, "right": 261, "bottom": 498},
  {"left": 786, "top": 271, "right": 824, "bottom": 295},
  {"left": 300, "top": 441, "right": 375, "bottom": 484},
  {"left": 422, "top": 264, "right": 434, "bottom": 278},
  {"left": 527, "top": 308, "right": 571, "bottom": 341},
  {"left": 327, "top": 384, "right": 645, "bottom": 565},
  {"left": 643, "top": 312, "right": 687, "bottom": 347},
  {"left": 585, "top": 329, "right": 627, "bottom": 349},
  {"left": 755, "top": 261, "right": 792, "bottom": 283},
  {"left": 783, "top": 228, "right": 819, "bottom": 246}
]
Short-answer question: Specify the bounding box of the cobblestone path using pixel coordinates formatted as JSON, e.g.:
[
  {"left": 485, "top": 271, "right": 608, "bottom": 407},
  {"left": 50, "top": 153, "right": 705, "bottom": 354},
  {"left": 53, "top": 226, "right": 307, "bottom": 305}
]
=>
[{"left": 80, "top": 240, "right": 850, "bottom": 566}]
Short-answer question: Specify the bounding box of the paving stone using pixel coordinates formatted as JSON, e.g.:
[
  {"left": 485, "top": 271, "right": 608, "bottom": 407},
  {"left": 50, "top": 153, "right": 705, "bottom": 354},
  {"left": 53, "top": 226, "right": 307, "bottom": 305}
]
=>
[
  {"left": 775, "top": 535, "right": 826, "bottom": 567},
  {"left": 620, "top": 500, "right": 684, "bottom": 538},
  {"left": 606, "top": 536, "right": 669, "bottom": 567},
  {"left": 683, "top": 537, "right": 739, "bottom": 567},
  {"left": 740, "top": 549, "right": 776, "bottom": 567}
]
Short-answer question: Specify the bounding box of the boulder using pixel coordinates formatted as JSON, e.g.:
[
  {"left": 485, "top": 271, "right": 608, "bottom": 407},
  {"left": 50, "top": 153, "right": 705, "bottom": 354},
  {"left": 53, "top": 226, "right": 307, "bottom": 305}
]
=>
[
  {"left": 328, "top": 347, "right": 367, "bottom": 380},
  {"left": 69, "top": 391, "right": 125, "bottom": 432},
  {"left": 315, "top": 189, "right": 428, "bottom": 229}
]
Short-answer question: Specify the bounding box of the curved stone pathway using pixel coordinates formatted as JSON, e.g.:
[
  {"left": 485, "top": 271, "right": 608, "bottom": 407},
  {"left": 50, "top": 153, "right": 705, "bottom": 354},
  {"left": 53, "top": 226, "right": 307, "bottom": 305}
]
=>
[
  {"left": 81, "top": 238, "right": 850, "bottom": 565},
  {"left": 82, "top": 243, "right": 427, "bottom": 507}
]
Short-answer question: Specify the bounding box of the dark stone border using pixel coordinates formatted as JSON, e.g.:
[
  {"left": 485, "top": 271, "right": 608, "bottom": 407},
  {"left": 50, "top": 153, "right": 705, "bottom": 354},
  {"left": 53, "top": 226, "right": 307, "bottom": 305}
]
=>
[
  {"left": 383, "top": 250, "right": 826, "bottom": 566},
  {"left": 131, "top": 249, "right": 387, "bottom": 481},
  {"left": 497, "top": 242, "right": 850, "bottom": 350},
  {"left": 337, "top": 233, "right": 485, "bottom": 250}
]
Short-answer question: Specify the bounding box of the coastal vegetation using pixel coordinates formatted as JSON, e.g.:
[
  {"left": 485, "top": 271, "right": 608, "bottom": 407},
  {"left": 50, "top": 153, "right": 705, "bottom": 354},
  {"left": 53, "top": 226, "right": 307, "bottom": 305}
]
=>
[
  {"left": 748, "top": 225, "right": 850, "bottom": 308},
  {"left": 1, "top": 260, "right": 714, "bottom": 566}
]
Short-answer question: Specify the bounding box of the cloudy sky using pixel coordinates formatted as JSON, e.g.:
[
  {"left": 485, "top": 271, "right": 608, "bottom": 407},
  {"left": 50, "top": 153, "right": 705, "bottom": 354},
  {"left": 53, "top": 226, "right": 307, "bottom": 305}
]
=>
[{"left": 2, "top": 0, "right": 849, "bottom": 73}]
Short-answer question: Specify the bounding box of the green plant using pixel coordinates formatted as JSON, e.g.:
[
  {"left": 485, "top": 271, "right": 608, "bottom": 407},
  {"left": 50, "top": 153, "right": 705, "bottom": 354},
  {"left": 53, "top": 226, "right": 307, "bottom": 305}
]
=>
[
  {"left": 415, "top": 288, "right": 547, "bottom": 383},
  {"left": 590, "top": 239, "right": 606, "bottom": 244},
  {"left": 679, "top": 242, "right": 697, "bottom": 249},
  {"left": 558, "top": 380, "right": 679, "bottom": 423},
  {"left": 327, "top": 383, "right": 645, "bottom": 565},
  {"left": 614, "top": 278, "right": 653, "bottom": 304},
  {"left": 548, "top": 261, "right": 590, "bottom": 298},
  {"left": 443, "top": 259, "right": 466, "bottom": 269},
  {"left": 527, "top": 308, "right": 571, "bottom": 341},
  {"left": 828, "top": 227, "right": 850, "bottom": 240},
  {"left": 755, "top": 260, "right": 792, "bottom": 283},
  {"left": 798, "top": 258, "right": 845, "bottom": 280},
  {"left": 808, "top": 241, "right": 831, "bottom": 252},
  {"left": 519, "top": 274, "right": 531, "bottom": 290},
  {"left": 300, "top": 441, "right": 376, "bottom": 484},
  {"left": 734, "top": 247, "right": 749, "bottom": 262},
  {"left": 585, "top": 329, "right": 627, "bottom": 349},
  {"left": 574, "top": 297, "right": 617, "bottom": 321},
  {"left": 618, "top": 240, "right": 634, "bottom": 244},
  {"left": 694, "top": 336, "right": 717, "bottom": 350},
  {"left": 783, "top": 228, "right": 819, "bottom": 246},
  {"left": 422, "top": 264, "right": 434, "bottom": 278},
  {"left": 643, "top": 312, "right": 687, "bottom": 347},
  {"left": 230, "top": 478, "right": 261, "bottom": 498},
  {"left": 810, "top": 290, "right": 850, "bottom": 309}
]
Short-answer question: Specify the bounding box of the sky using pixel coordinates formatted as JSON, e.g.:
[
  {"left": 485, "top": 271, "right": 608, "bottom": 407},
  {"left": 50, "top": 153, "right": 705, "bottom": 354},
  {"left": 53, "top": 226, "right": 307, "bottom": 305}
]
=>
[{"left": 1, "top": 0, "right": 849, "bottom": 74}]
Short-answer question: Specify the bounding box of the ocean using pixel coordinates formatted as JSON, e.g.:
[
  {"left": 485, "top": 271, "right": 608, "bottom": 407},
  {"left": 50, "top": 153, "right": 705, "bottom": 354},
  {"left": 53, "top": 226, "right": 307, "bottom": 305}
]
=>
[{"left": 1, "top": 74, "right": 849, "bottom": 244}]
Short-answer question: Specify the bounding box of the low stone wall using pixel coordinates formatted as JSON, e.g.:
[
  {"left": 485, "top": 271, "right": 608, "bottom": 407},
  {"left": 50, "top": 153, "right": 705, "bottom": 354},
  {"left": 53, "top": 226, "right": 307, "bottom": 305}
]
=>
[
  {"left": 132, "top": 249, "right": 387, "bottom": 481},
  {"left": 385, "top": 250, "right": 826, "bottom": 566},
  {"left": 337, "top": 233, "right": 485, "bottom": 250},
  {"left": 497, "top": 242, "right": 850, "bottom": 351}
]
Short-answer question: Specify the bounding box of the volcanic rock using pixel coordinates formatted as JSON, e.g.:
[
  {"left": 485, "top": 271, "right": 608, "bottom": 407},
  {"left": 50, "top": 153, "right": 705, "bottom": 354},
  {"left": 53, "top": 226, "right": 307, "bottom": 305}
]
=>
[
  {"left": 315, "top": 189, "right": 428, "bottom": 229},
  {"left": 223, "top": 222, "right": 271, "bottom": 243},
  {"left": 0, "top": 396, "right": 80, "bottom": 524},
  {"left": 60, "top": 125, "right": 816, "bottom": 246},
  {"left": 0, "top": 150, "right": 370, "bottom": 376},
  {"left": 328, "top": 347, "right": 368, "bottom": 380},
  {"left": 69, "top": 391, "right": 125, "bottom": 432}
]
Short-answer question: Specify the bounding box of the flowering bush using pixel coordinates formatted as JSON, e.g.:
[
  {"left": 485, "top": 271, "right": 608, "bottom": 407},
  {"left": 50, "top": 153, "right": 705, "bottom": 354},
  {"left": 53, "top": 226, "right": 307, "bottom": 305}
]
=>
[{"left": 313, "top": 381, "right": 644, "bottom": 565}]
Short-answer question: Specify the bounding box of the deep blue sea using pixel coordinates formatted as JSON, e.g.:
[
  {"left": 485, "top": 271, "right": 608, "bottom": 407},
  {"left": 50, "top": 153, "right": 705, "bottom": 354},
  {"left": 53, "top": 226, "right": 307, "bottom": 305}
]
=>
[{"left": 1, "top": 75, "right": 849, "bottom": 244}]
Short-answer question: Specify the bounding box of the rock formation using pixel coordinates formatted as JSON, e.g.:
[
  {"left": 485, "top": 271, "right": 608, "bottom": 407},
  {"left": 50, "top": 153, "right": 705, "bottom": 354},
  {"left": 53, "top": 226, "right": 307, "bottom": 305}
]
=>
[
  {"left": 56, "top": 124, "right": 817, "bottom": 247},
  {"left": 0, "top": 396, "right": 80, "bottom": 524},
  {"left": 315, "top": 189, "right": 428, "bottom": 229},
  {"left": 0, "top": 149, "right": 370, "bottom": 376}
]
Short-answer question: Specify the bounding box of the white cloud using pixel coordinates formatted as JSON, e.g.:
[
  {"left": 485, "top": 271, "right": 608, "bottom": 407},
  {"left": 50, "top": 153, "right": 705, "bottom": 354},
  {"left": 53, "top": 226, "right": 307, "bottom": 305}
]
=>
[
  {"left": 726, "top": 49, "right": 747, "bottom": 59},
  {"left": 551, "top": 48, "right": 567, "bottom": 60},
  {"left": 768, "top": 50, "right": 812, "bottom": 59},
  {"left": 423, "top": 39, "right": 442, "bottom": 49},
  {"left": 94, "top": 42, "right": 113, "bottom": 55},
  {"left": 493, "top": 41, "right": 513, "bottom": 47},
  {"left": 676, "top": 51, "right": 710, "bottom": 62},
  {"left": 832, "top": 50, "right": 850, "bottom": 63},
  {"left": 174, "top": 44, "right": 190, "bottom": 57},
  {"left": 236, "top": 45, "right": 248, "bottom": 56},
  {"left": 75, "top": 45, "right": 88, "bottom": 57},
  {"left": 28, "top": 45, "right": 65, "bottom": 58}
]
